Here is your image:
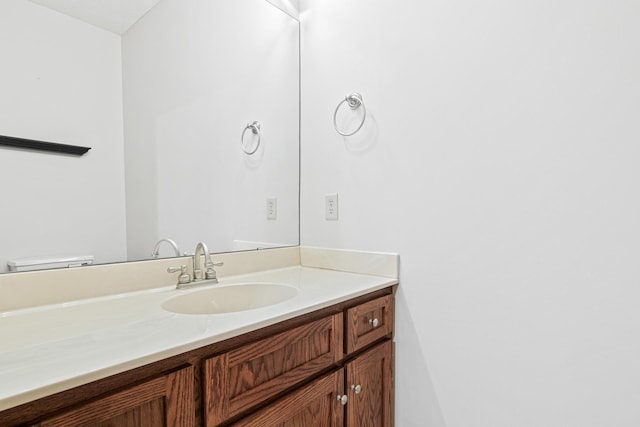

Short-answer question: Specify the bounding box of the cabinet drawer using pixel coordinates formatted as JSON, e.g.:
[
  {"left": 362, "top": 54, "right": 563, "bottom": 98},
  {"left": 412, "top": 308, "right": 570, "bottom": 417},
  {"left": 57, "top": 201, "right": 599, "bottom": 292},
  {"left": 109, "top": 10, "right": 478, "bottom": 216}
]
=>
[
  {"left": 232, "top": 369, "right": 344, "bottom": 427},
  {"left": 204, "top": 313, "right": 343, "bottom": 426},
  {"left": 345, "top": 295, "right": 393, "bottom": 354}
]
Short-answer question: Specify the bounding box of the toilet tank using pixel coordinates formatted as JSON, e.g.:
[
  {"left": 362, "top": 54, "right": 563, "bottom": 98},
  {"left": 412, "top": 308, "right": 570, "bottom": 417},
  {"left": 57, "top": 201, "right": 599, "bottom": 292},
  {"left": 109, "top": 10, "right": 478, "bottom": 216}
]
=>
[{"left": 7, "top": 255, "right": 94, "bottom": 272}]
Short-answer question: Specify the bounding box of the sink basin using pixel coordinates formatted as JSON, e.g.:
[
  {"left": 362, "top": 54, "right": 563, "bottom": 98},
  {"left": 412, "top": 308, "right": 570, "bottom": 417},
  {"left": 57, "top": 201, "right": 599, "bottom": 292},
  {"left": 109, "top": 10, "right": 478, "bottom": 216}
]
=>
[{"left": 161, "top": 283, "right": 298, "bottom": 315}]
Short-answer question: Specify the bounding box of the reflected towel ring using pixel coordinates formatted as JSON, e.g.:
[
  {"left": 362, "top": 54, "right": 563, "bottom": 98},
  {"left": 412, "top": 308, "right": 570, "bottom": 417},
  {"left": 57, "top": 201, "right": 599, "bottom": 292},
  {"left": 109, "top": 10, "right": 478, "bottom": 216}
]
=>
[
  {"left": 241, "top": 121, "right": 261, "bottom": 155},
  {"left": 333, "top": 92, "right": 366, "bottom": 136}
]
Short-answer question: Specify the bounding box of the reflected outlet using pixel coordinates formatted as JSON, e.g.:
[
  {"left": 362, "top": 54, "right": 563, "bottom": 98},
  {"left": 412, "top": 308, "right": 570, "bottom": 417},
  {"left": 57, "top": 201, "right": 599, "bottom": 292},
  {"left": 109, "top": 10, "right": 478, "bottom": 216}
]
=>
[
  {"left": 267, "top": 197, "right": 277, "bottom": 220},
  {"left": 325, "top": 193, "right": 338, "bottom": 220}
]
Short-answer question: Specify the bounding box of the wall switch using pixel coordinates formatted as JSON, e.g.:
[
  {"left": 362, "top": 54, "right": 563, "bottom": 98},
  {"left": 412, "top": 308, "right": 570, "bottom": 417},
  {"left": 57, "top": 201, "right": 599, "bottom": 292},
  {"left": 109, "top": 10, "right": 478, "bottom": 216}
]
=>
[
  {"left": 325, "top": 193, "right": 338, "bottom": 220},
  {"left": 266, "top": 197, "right": 277, "bottom": 220}
]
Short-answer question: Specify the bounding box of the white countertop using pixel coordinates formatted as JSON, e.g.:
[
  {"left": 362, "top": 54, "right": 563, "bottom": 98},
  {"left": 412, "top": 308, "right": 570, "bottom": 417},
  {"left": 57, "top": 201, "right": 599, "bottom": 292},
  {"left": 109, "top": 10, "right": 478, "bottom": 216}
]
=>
[{"left": 0, "top": 266, "right": 397, "bottom": 412}]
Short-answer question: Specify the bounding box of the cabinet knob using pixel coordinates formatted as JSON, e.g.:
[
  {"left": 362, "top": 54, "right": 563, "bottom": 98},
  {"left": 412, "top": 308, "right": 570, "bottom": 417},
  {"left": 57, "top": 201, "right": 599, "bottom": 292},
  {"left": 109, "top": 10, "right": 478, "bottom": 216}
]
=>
[
  {"left": 337, "top": 394, "right": 348, "bottom": 405},
  {"left": 368, "top": 318, "right": 379, "bottom": 328},
  {"left": 351, "top": 384, "right": 362, "bottom": 394}
]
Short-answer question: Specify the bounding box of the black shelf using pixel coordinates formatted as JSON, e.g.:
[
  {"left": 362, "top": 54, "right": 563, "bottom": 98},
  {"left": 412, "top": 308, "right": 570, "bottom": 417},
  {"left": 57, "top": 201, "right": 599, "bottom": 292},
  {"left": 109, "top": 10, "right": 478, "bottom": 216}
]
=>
[{"left": 0, "top": 134, "right": 91, "bottom": 156}]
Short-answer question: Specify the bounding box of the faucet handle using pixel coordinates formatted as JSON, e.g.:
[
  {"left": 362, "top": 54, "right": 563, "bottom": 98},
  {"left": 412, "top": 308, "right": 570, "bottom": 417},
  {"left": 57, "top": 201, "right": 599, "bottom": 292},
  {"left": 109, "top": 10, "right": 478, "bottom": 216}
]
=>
[
  {"left": 204, "top": 260, "right": 224, "bottom": 281},
  {"left": 167, "top": 265, "right": 190, "bottom": 285}
]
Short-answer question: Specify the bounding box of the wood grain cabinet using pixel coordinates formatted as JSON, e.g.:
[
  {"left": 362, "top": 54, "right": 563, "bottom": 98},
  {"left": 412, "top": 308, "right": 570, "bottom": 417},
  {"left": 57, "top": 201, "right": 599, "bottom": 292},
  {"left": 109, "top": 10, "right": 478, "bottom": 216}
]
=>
[
  {"left": 345, "top": 295, "right": 393, "bottom": 354},
  {"left": 232, "top": 341, "right": 393, "bottom": 427},
  {"left": 230, "top": 294, "right": 394, "bottom": 427},
  {"left": 1, "top": 288, "right": 394, "bottom": 427},
  {"left": 345, "top": 341, "right": 393, "bottom": 426},
  {"left": 232, "top": 370, "right": 345, "bottom": 427},
  {"left": 204, "top": 314, "right": 344, "bottom": 426},
  {"left": 34, "top": 365, "right": 194, "bottom": 427}
]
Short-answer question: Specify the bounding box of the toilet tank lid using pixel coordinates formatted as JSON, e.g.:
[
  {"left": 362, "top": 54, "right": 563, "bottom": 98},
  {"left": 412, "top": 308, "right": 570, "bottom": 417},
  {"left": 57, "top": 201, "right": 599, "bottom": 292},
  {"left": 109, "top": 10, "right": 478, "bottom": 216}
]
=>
[{"left": 7, "top": 255, "right": 94, "bottom": 268}]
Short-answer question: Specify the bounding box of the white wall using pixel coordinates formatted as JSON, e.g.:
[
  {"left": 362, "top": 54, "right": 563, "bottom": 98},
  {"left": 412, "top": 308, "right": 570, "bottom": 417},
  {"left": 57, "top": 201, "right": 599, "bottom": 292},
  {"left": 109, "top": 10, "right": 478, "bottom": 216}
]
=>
[
  {"left": 122, "top": 0, "right": 299, "bottom": 259},
  {"left": 0, "top": 0, "right": 126, "bottom": 272},
  {"left": 300, "top": 1, "right": 640, "bottom": 425}
]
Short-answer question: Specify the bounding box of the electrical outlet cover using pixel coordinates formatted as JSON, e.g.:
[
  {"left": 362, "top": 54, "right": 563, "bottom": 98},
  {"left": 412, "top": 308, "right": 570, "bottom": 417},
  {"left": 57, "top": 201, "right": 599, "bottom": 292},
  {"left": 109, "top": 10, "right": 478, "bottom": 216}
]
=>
[
  {"left": 267, "top": 197, "right": 277, "bottom": 220},
  {"left": 325, "top": 193, "right": 338, "bottom": 220}
]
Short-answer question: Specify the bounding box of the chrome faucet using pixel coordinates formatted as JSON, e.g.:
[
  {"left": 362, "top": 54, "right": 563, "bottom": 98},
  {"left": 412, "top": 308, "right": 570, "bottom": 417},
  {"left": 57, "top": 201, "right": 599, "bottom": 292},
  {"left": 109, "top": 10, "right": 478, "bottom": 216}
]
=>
[
  {"left": 168, "top": 242, "right": 224, "bottom": 288},
  {"left": 151, "top": 238, "right": 181, "bottom": 259},
  {"left": 193, "top": 242, "right": 224, "bottom": 283}
]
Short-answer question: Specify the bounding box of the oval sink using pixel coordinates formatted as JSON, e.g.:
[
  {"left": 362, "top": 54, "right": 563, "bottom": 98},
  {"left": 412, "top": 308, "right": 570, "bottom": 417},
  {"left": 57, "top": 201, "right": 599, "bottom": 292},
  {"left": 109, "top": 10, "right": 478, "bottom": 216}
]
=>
[{"left": 161, "top": 283, "right": 298, "bottom": 315}]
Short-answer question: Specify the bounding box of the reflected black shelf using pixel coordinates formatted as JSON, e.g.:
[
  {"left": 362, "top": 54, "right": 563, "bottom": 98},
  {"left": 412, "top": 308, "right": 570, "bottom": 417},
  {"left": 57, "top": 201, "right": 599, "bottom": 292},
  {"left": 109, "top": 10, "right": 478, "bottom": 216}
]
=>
[{"left": 0, "top": 134, "right": 91, "bottom": 156}]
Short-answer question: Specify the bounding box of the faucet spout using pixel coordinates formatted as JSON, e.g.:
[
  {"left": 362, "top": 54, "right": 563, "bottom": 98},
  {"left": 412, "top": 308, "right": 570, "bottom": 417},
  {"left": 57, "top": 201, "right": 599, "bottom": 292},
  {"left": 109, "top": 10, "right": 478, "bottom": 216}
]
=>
[
  {"left": 151, "top": 238, "right": 181, "bottom": 258},
  {"left": 193, "top": 242, "right": 209, "bottom": 281},
  {"left": 193, "top": 242, "right": 223, "bottom": 283}
]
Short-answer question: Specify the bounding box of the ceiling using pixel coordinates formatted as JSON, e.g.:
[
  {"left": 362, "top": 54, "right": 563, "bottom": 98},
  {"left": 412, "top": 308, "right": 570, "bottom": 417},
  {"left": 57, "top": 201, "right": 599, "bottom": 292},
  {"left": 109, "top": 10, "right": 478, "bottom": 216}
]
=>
[
  {"left": 266, "top": 0, "right": 300, "bottom": 21},
  {"left": 28, "top": 0, "right": 163, "bottom": 34}
]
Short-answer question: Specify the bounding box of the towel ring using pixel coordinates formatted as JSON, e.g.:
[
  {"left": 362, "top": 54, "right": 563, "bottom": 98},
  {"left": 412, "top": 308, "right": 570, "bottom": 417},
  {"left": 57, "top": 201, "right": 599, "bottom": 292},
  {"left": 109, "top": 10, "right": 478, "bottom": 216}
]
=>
[
  {"left": 241, "top": 121, "right": 261, "bottom": 155},
  {"left": 333, "top": 92, "right": 366, "bottom": 136}
]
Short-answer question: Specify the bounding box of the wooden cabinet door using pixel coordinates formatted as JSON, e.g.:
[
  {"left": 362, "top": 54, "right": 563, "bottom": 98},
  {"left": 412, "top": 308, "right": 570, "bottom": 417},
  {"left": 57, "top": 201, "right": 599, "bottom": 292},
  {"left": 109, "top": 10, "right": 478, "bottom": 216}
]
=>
[
  {"left": 345, "top": 341, "right": 393, "bottom": 427},
  {"left": 35, "top": 365, "right": 194, "bottom": 427},
  {"left": 232, "top": 369, "right": 345, "bottom": 427},
  {"left": 204, "top": 313, "right": 343, "bottom": 426}
]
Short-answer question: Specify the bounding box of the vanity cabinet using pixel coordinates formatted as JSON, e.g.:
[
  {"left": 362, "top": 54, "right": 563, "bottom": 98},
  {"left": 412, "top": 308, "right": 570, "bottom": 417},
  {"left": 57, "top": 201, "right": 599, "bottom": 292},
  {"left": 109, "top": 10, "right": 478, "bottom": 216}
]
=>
[
  {"left": 1, "top": 288, "right": 394, "bottom": 427},
  {"left": 232, "top": 341, "right": 393, "bottom": 427},
  {"left": 34, "top": 365, "right": 194, "bottom": 427},
  {"left": 231, "top": 369, "right": 345, "bottom": 426},
  {"left": 203, "top": 314, "right": 344, "bottom": 426},
  {"left": 344, "top": 340, "right": 393, "bottom": 426},
  {"left": 229, "top": 295, "right": 394, "bottom": 427}
]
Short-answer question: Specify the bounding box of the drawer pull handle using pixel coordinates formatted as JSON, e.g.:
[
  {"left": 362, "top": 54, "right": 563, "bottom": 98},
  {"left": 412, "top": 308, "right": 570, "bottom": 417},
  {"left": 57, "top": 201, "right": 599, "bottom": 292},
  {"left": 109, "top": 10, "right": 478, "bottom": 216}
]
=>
[
  {"left": 337, "top": 394, "right": 348, "bottom": 405},
  {"left": 351, "top": 384, "right": 362, "bottom": 394},
  {"left": 368, "top": 318, "right": 379, "bottom": 328}
]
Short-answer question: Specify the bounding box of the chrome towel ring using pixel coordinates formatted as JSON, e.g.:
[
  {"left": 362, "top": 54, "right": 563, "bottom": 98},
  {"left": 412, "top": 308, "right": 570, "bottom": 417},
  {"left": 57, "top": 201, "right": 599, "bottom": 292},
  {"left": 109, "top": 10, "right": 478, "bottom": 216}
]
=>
[
  {"left": 241, "top": 121, "right": 261, "bottom": 155},
  {"left": 333, "top": 92, "right": 366, "bottom": 136}
]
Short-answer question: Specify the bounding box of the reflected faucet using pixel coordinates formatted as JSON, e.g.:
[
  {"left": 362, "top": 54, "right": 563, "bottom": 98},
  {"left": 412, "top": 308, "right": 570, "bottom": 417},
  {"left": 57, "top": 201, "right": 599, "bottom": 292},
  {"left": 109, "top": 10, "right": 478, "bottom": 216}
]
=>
[
  {"left": 151, "top": 238, "right": 181, "bottom": 259},
  {"left": 193, "top": 242, "right": 224, "bottom": 283}
]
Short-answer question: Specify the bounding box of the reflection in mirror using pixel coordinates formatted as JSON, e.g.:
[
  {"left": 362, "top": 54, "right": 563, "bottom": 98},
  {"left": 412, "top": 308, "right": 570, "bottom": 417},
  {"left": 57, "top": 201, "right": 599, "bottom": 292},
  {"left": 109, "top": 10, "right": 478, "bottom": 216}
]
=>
[{"left": 0, "top": 0, "right": 300, "bottom": 273}]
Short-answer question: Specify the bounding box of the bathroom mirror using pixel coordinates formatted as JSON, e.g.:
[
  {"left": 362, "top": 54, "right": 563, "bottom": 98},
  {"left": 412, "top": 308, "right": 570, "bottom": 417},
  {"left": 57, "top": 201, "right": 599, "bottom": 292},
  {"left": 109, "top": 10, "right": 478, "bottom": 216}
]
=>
[{"left": 0, "top": 0, "right": 299, "bottom": 273}]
